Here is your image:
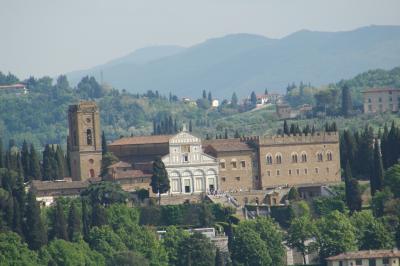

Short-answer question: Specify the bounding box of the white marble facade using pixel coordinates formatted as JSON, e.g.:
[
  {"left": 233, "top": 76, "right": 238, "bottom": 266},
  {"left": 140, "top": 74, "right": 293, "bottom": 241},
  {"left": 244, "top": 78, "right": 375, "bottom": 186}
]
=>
[{"left": 162, "top": 129, "right": 219, "bottom": 194}]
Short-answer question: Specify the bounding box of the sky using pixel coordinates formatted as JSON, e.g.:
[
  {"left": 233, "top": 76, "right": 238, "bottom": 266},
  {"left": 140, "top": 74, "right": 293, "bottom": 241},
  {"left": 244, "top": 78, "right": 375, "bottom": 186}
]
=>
[{"left": 1, "top": 0, "right": 400, "bottom": 78}]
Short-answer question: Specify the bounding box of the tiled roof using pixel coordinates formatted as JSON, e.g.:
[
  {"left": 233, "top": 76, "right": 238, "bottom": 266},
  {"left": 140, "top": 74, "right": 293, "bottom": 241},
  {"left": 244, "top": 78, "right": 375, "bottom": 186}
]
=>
[
  {"left": 113, "top": 169, "right": 151, "bottom": 180},
  {"left": 362, "top": 87, "right": 399, "bottom": 93},
  {"left": 203, "top": 139, "right": 253, "bottom": 152},
  {"left": 31, "top": 179, "right": 91, "bottom": 191},
  {"left": 326, "top": 249, "right": 400, "bottom": 260},
  {"left": 108, "top": 161, "right": 132, "bottom": 168},
  {"left": 109, "top": 135, "right": 172, "bottom": 146}
]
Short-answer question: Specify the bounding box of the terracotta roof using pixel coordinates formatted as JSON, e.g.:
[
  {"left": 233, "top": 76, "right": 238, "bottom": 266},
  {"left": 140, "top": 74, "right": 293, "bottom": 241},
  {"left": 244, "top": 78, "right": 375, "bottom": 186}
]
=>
[
  {"left": 203, "top": 139, "right": 253, "bottom": 152},
  {"left": 108, "top": 161, "right": 132, "bottom": 168},
  {"left": 326, "top": 249, "right": 400, "bottom": 260},
  {"left": 109, "top": 135, "right": 172, "bottom": 146},
  {"left": 0, "top": 83, "right": 26, "bottom": 89},
  {"left": 31, "top": 179, "right": 90, "bottom": 191},
  {"left": 113, "top": 169, "right": 151, "bottom": 180},
  {"left": 362, "top": 87, "right": 399, "bottom": 93}
]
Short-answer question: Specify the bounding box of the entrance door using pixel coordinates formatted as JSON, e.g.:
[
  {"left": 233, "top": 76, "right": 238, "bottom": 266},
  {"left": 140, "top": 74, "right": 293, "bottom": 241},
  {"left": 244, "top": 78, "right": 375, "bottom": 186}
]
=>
[{"left": 208, "top": 178, "right": 215, "bottom": 192}]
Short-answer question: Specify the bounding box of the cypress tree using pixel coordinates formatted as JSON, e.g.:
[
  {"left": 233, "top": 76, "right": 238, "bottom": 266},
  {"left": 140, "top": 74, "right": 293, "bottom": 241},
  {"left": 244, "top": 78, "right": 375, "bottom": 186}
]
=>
[
  {"left": 53, "top": 201, "right": 68, "bottom": 240},
  {"left": 341, "top": 85, "right": 352, "bottom": 117},
  {"left": 224, "top": 129, "right": 228, "bottom": 139},
  {"left": 381, "top": 124, "right": 390, "bottom": 168},
  {"left": 29, "top": 144, "right": 41, "bottom": 180},
  {"left": 81, "top": 199, "right": 90, "bottom": 241},
  {"left": 5, "top": 194, "right": 14, "bottom": 229},
  {"left": 0, "top": 137, "right": 3, "bottom": 168},
  {"left": 202, "top": 90, "right": 207, "bottom": 99},
  {"left": 24, "top": 190, "right": 47, "bottom": 250},
  {"left": 91, "top": 203, "right": 106, "bottom": 227},
  {"left": 13, "top": 172, "right": 25, "bottom": 221},
  {"left": 215, "top": 248, "right": 224, "bottom": 266},
  {"left": 371, "top": 140, "right": 384, "bottom": 196},
  {"left": 55, "top": 146, "right": 65, "bottom": 179},
  {"left": 386, "top": 121, "right": 400, "bottom": 168},
  {"left": 12, "top": 197, "right": 23, "bottom": 235},
  {"left": 234, "top": 130, "right": 240, "bottom": 138},
  {"left": 21, "top": 140, "right": 30, "bottom": 179},
  {"left": 101, "top": 131, "right": 108, "bottom": 155},
  {"left": 150, "top": 157, "right": 170, "bottom": 205},
  {"left": 231, "top": 92, "right": 238, "bottom": 107},
  {"left": 283, "top": 120, "right": 289, "bottom": 135},
  {"left": 208, "top": 91, "right": 212, "bottom": 102},
  {"left": 344, "top": 161, "right": 361, "bottom": 213},
  {"left": 189, "top": 120, "right": 193, "bottom": 132},
  {"left": 67, "top": 201, "right": 81, "bottom": 241},
  {"left": 250, "top": 91, "right": 257, "bottom": 106}
]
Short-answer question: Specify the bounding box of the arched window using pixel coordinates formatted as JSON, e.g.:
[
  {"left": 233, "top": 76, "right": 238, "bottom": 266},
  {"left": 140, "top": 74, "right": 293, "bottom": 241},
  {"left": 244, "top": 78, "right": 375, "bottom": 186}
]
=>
[
  {"left": 89, "top": 169, "right": 95, "bottom": 178},
  {"left": 266, "top": 154, "right": 273, "bottom": 165},
  {"left": 276, "top": 154, "right": 282, "bottom": 164},
  {"left": 317, "top": 152, "right": 323, "bottom": 162},
  {"left": 301, "top": 153, "right": 307, "bottom": 162},
  {"left": 292, "top": 153, "right": 298, "bottom": 163},
  {"left": 327, "top": 152, "right": 333, "bottom": 161},
  {"left": 86, "top": 129, "right": 93, "bottom": 145}
]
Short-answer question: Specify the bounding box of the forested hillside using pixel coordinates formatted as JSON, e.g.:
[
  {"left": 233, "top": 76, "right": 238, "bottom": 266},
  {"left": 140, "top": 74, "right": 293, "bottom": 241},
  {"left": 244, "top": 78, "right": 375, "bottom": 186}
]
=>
[{"left": 1, "top": 66, "right": 400, "bottom": 148}]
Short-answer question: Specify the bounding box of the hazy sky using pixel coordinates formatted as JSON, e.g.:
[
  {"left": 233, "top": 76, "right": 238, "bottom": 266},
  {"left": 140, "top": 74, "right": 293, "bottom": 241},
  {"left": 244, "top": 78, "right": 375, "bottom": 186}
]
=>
[{"left": 1, "top": 0, "right": 400, "bottom": 78}]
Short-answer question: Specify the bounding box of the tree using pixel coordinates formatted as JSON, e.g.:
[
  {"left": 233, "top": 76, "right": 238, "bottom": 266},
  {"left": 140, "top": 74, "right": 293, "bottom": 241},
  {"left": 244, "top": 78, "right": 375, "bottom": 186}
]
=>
[
  {"left": 371, "top": 188, "right": 393, "bottom": 217},
  {"left": 0, "top": 231, "right": 40, "bottom": 265},
  {"left": 101, "top": 131, "right": 108, "bottom": 155},
  {"left": 21, "top": 140, "right": 30, "bottom": 180},
  {"left": 29, "top": 144, "right": 41, "bottom": 180},
  {"left": 350, "top": 211, "right": 394, "bottom": 250},
  {"left": 68, "top": 201, "right": 81, "bottom": 241},
  {"left": 286, "top": 216, "right": 316, "bottom": 264},
  {"left": 384, "top": 163, "right": 400, "bottom": 198},
  {"left": 283, "top": 120, "right": 289, "bottom": 135},
  {"left": 41, "top": 239, "right": 105, "bottom": 266},
  {"left": 150, "top": 157, "right": 170, "bottom": 205},
  {"left": 189, "top": 120, "right": 193, "bottom": 132},
  {"left": 109, "top": 251, "right": 149, "bottom": 266},
  {"left": 287, "top": 187, "right": 300, "bottom": 201},
  {"left": 250, "top": 91, "right": 257, "bottom": 106},
  {"left": 344, "top": 161, "right": 362, "bottom": 213},
  {"left": 162, "top": 226, "right": 190, "bottom": 266},
  {"left": 371, "top": 140, "right": 384, "bottom": 196},
  {"left": 55, "top": 146, "right": 65, "bottom": 179},
  {"left": 341, "top": 84, "right": 352, "bottom": 117},
  {"left": 0, "top": 137, "right": 3, "bottom": 169},
  {"left": 230, "top": 224, "right": 271, "bottom": 266},
  {"left": 177, "top": 232, "right": 216, "bottom": 266},
  {"left": 52, "top": 201, "right": 68, "bottom": 240},
  {"left": 81, "top": 199, "right": 91, "bottom": 241},
  {"left": 24, "top": 190, "right": 47, "bottom": 250},
  {"left": 316, "top": 211, "right": 357, "bottom": 262},
  {"left": 92, "top": 203, "right": 107, "bottom": 227},
  {"left": 88, "top": 225, "right": 127, "bottom": 262},
  {"left": 208, "top": 91, "right": 212, "bottom": 102},
  {"left": 202, "top": 90, "right": 207, "bottom": 99},
  {"left": 81, "top": 182, "right": 128, "bottom": 206},
  {"left": 231, "top": 92, "right": 238, "bottom": 107},
  {"left": 101, "top": 152, "right": 119, "bottom": 177}
]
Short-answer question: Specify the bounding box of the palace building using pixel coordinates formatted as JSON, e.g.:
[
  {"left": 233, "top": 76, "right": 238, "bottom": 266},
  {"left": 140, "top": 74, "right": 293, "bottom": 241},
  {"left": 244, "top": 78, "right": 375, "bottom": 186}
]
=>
[{"left": 61, "top": 101, "right": 341, "bottom": 201}]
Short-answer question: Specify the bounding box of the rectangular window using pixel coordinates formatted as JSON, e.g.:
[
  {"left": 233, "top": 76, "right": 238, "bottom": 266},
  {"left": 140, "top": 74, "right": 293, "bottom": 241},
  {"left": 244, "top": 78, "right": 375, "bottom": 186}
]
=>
[
  {"left": 183, "top": 154, "right": 189, "bottom": 162},
  {"left": 241, "top": 161, "right": 246, "bottom": 168},
  {"left": 231, "top": 161, "right": 237, "bottom": 169},
  {"left": 289, "top": 169, "right": 292, "bottom": 175},
  {"left": 267, "top": 171, "right": 271, "bottom": 177},
  {"left": 382, "top": 258, "right": 389, "bottom": 265},
  {"left": 221, "top": 177, "right": 226, "bottom": 182},
  {"left": 356, "top": 259, "right": 362, "bottom": 265},
  {"left": 296, "top": 169, "right": 300, "bottom": 175},
  {"left": 368, "top": 258, "right": 376, "bottom": 266},
  {"left": 236, "top": 176, "right": 240, "bottom": 181},
  {"left": 304, "top": 169, "right": 308, "bottom": 174},
  {"left": 220, "top": 162, "right": 226, "bottom": 169},
  {"left": 276, "top": 170, "right": 280, "bottom": 176},
  {"left": 315, "top": 168, "right": 319, "bottom": 174}
]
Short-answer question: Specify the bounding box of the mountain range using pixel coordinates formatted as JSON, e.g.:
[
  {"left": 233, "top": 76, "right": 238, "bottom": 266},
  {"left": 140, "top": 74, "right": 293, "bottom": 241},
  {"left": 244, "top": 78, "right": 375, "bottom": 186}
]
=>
[{"left": 66, "top": 25, "right": 400, "bottom": 98}]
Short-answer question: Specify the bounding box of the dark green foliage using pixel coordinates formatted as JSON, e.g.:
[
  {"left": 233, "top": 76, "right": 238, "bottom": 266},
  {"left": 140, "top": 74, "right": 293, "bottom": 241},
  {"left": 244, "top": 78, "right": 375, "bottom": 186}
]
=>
[
  {"left": 81, "top": 181, "right": 128, "bottom": 206},
  {"left": 384, "top": 163, "right": 400, "bottom": 198},
  {"left": 371, "top": 141, "right": 384, "bottom": 195},
  {"left": 231, "top": 92, "right": 238, "bottom": 107},
  {"left": 150, "top": 157, "right": 170, "bottom": 205},
  {"left": 100, "top": 152, "right": 119, "bottom": 177},
  {"left": 108, "top": 251, "right": 149, "bottom": 266},
  {"left": 82, "top": 199, "right": 91, "bottom": 241},
  {"left": 344, "top": 161, "right": 362, "bottom": 213},
  {"left": 162, "top": 226, "right": 190, "bottom": 266},
  {"left": 67, "top": 201, "right": 81, "bottom": 241},
  {"left": 28, "top": 144, "right": 41, "bottom": 180},
  {"left": 177, "top": 232, "right": 216, "bottom": 266},
  {"left": 250, "top": 91, "right": 257, "bottom": 106},
  {"left": 52, "top": 201, "right": 68, "bottom": 241},
  {"left": 287, "top": 187, "right": 300, "bottom": 201},
  {"left": 270, "top": 205, "right": 295, "bottom": 228},
  {"left": 21, "top": 140, "right": 29, "bottom": 180},
  {"left": 341, "top": 85, "right": 352, "bottom": 117},
  {"left": 314, "top": 88, "right": 340, "bottom": 115},
  {"left": 371, "top": 188, "right": 393, "bottom": 217},
  {"left": 0, "top": 231, "right": 40, "bottom": 265},
  {"left": 92, "top": 203, "right": 107, "bottom": 227},
  {"left": 24, "top": 190, "right": 47, "bottom": 250},
  {"left": 77, "top": 76, "right": 105, "bottom": 99},
  {"left": 316, "top": 211, "right": 357, "bottom": 262},
  {"left": 312, "top": 196, "right": 346, "bottom": 216}
]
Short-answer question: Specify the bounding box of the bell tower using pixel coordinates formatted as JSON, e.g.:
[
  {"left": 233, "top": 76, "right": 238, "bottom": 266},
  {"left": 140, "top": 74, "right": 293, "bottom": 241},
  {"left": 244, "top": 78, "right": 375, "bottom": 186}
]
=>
[{"left": 68, "top": 101, "right": 102, "bottom": 181}]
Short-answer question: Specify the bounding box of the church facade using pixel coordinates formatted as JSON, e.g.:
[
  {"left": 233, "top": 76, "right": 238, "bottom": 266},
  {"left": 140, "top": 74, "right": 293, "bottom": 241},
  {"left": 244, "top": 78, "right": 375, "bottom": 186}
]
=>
[{"left": 162, "top": 129, "right": 219, "bottom": 194}]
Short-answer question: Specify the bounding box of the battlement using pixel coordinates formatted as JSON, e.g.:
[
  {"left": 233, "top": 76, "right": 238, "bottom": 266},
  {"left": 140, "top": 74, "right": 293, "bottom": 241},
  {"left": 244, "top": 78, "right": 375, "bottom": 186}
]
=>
[
  {"left": 256, "top": 131, "right": 339, "bottom": 146},
  {"left": 68, "top": 101, "right": 98, "bottom": 113}
]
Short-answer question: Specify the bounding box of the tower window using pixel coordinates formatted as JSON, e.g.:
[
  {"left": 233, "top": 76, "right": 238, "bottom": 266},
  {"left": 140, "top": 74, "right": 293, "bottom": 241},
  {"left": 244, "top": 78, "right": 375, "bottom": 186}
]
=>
[
  {"left": 89, "top": 169, "right": 95, "bottom": 178},
  {"left": 87, "top": 129, "right": 93, "bottom": 145}
]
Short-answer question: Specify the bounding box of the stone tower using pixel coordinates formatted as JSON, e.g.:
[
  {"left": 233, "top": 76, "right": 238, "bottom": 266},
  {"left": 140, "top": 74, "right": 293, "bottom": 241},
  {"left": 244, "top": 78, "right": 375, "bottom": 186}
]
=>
[{"left": 68, "top": 101, "right": 102, "bottom": 181}]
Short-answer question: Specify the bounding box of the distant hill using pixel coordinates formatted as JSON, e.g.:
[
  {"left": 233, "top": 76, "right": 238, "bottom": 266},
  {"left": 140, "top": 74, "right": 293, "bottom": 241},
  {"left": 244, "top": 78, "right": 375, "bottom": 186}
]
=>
[{"left": 66, "top": 25, "right": 400, "bottom": 98}]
